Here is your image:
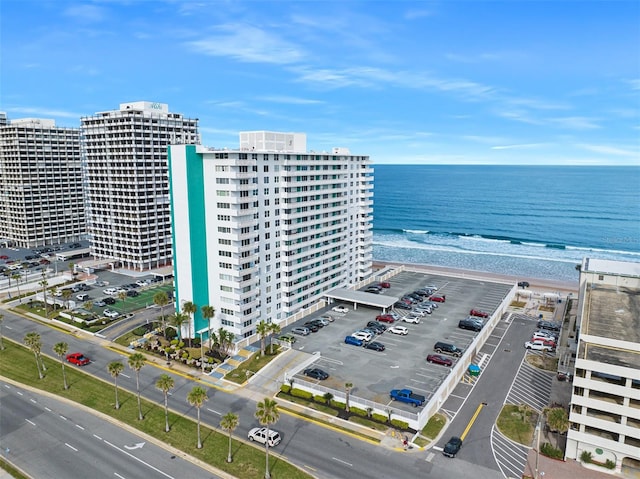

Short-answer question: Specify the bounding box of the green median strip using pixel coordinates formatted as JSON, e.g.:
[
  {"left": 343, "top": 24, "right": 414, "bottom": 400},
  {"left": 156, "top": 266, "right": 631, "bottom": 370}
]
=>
[{"left": 0, "top": 339, "right": 312, "bottom": 479}]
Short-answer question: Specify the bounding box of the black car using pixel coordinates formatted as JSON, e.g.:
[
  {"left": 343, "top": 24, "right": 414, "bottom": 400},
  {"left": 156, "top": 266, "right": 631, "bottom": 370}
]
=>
[
  {"left": 443, "top": 436, "right": 462, "bottom": 457},
  {"left": 307, "top": 319, "right": 325, "bottom": 328},
  {"left": 304, "top": 368, "right": 329, "bottom": 380},
  {"left": 103, "top": 297, "right": 116, "bottom": 305},
  {"left": 365, "top": 287, "right": 382, "bottom": 294},
  {"left": 394, "top": 301, "right": 412, "bottom": 310},
  {"left": 458, "top": 318, "right": 483, "bottom": 332},
  {"left": 303, "top": 322, "right": 320, "bottom": 332},
  {"left": 518, "top": 281, "right": 530, "bottom": 288},
  {"left": 364, "top": 341, "right": 385, "bottom": 352},
  {"left": 126, "top": 290, "right": 139, "bottom": 297},
  {"left": 366, "top": 321, "right": 386, "bottom": 333}
]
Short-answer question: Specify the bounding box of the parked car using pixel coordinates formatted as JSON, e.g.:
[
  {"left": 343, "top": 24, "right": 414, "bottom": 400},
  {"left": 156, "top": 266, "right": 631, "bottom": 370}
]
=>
[
  {"left": 424, "top": 285, "right": 438, "bottom": 291},
  {"left": 103, "top": 288, "right": 117, "bottom": 295},
  {"left": 411, "top": 308, "right": 428, "bottom": 316},
  {"left": 525, "top": 341, "right": 554, "bottom": 351},
  {"left": 531, "top": 337, "right": 557, "bottom": 348},
  {"left": 469, "top": 309, "right": 489, "bottom": 318},
  {"left": 365, "top": 286, "right": 382, "bottom": 294},
  {"left": 378, "top": 282, "right": 391, "bottom": 288},
  {"left": 313, "top": 318, "right": 330, "bottom": 327},
  {"left": 434, "top": 341, "right": 463, "bottom": 357},
  {"left": 375, "top": 314, "right": 395, "bottom": 323},
  {"left": 443, "top": 436, "right": 463, "bottom": 458},
  {"left": 388, "top": 325, "right": 408, "bottom": 335},
  {"left": 0, "top": 255, "right": 8, "bottom": 260},
  {"left": 303, "top": 322, "right": 320, "bottom": 332},
  {"left": 332, "top": 305, "right": 349, "bottom": 314},
  {"left": 532, "top": 331, "right": 557, "bottom": 341},
  {"left": 278, "top": 334, "right": 297, "bottom": 344},
  {"left": 401, "top": 314, "right": 421, "bottom": 324},
  {"left": 126, "top": 290, "right": 139, "bottom": 297},
  {"left": 518, "top": 281, "right": 530, "bottom": 288},
  {"left": 430, "top": 294, "right": 446, "bottom": 303},
  {"left": 366, "top": 322, "right": 386, "bottom": 333},
  {"left": 364, "top": 341, "right": 385, "bottom": 352},
  {"left": 352, "top": 330, "right": 373, "bottom": 342},
  {"left": 344, "top": 335, "right": 364, "bottom": 346},
  {"left": 291, "top": 327, "right": 310, "bottom": 336},
  {"left": 103, "top": 297, "right": 116, "bottom": 305},
  {"left": 136, "top": 279, "right": 150, "bottom": 287},
  {"left": 427, "top": 354, "right": 453, "bottom": 367},
  {"left": 458, "top": 318, "right": 483, "bottom": 332},
  {"left": 104, "top": 309, "right": 120, "bottom": 318},
  {"left": 76, "top": 293, "right": 89, "bottom": 301},
  {"left": 304, "top": 368, "right": 329, "bottom": 380},
  {"left": 393, "top": 302, "right": 412, "bottom": 310},
  {"left": 537, "top": 320, "right": 561, "bottom": 332},
  {"left": 248, "top": 427, "right": 282, "bottom": 447},
  {"left": 389, "top": 388, "right": 425, "bottom": 407},
  {"left": 318, "top": 314, "right": 335, "bottom": 322},
  {"left": 66, "top": 352, "right": 90, "bottom": 366},
  {"left": 93, "top": 299, "right": 106, "bottom": 307}
]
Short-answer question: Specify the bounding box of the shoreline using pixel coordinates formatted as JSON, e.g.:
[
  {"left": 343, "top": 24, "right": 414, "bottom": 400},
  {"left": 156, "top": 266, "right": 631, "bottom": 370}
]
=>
[{"left": 372, "top": 260, "right": 579, "bottom": 294}]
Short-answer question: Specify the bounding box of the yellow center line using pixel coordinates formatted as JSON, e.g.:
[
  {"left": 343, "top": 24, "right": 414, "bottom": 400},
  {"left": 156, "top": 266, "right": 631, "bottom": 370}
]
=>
[{"left": 460, "top": 403, "right": 484, "bottom": 441}]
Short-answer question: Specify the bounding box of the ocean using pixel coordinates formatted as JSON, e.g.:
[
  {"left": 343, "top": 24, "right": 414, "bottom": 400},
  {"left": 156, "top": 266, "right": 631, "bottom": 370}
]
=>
[{"left": 371, "top": 165, "right": 640, "bottom": 284}]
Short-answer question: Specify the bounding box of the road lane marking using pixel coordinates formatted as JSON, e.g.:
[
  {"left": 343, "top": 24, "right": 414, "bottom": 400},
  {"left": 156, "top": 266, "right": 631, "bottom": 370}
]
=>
[
  {"left": 332, "top": 457, "right": 352, "bottom": 466},
  {"left": 104, "top": 440, "right": 174, "bottom": 478},
  {"left": 121, "top": 374, "right": 131, "bottom": 379},
  {"left": 60, "top": 415, "right": 67, "bottom": 421},
  {"left": 114, "top": 473, "right": 126, "bottom": 479},
  {"left": 65, "top": 443, "right": 78, "bottom": 452},
  {"left": 76, "top": 424, "right": 85, "bottom": 430},
  {"left": 16, "top": 391, "right": 23, "bottom": 396},
  {"left": 206, "top": 408, "right": 222, "bottom": 415},
  {"left": 460, "top": 403, "right": 484, "bottom": 441},
  {"left": 25, "top": 419, "right": 35, "bottom": 426},
  {"left": 93, "top": 434, "right": 103, "bottom": 440}
]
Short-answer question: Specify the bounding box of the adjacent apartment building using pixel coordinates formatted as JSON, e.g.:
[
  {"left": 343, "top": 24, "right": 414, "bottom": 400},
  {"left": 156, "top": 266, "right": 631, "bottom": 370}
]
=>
[
  {"left": 81, "top": 101, "right": 199, "bottom": 271},
  {"left": 0, "top": 116, "right": 85, "bottom": 248},
  {"left": 168, "top": 131, "right": 373, "bottom": 340},
  {"left": 566, "top": 258, "right": 640, "bottom": 474}
]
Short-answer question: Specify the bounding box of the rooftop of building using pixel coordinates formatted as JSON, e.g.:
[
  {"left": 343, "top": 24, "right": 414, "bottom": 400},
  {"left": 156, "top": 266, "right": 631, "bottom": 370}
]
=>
[
  {"left": 581, "top": 283, "right": 640, "bottom": 369},
  {"left": 583, "top": 257, "right": 640, "bottom": 277}
]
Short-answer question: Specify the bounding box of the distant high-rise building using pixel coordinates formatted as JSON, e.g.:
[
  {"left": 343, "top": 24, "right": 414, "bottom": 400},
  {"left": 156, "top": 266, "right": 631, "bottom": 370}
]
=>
[
  {"left": 81, "top": 101, "right": 199, "bottom": 270},
  {"left": 565, "top": 258, "right": 640, "bottom": 473},
  {"left": 0, "top": 117, "right": 85, "bottom": 247},
  {"left": 168, "top": 132, "right": 374, "bottom": 341}
]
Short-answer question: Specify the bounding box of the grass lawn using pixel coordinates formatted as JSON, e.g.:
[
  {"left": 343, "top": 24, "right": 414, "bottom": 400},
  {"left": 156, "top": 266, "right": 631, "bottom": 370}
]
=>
[
  {"left": 0, "top": 339, "right": 312, "bottom": 479},
  {"left": 496, "top": 404, "right": 538, "bottom": 445},
  {"left": 225, "top": 348, "right": 282, "bottom": 384}
]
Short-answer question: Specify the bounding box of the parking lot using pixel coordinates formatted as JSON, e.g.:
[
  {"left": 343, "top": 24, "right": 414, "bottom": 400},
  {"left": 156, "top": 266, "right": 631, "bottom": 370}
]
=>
[{"left": 283, "top": 270, "right": 514, "bottom": 411}]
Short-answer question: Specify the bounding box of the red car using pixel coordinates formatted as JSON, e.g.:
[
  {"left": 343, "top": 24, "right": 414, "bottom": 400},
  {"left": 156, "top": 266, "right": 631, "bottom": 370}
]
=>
[
  {"left": 375, "top": 314, "right": 395, "bottom": 323},
  {"left": 430, "top": 294, "right": 446, "bottom": 303},
  {"left": 66, "top": 352, "right": 90, "bottom": 366},
  {"left": 531, "top": 337, "right": 557, "bottom": 348},
  {"left": 427, "top": 354, "right": 453, "bottom": 367},
  {"left": 378, "top": 282, "right": 391, "bottom": 288},
  {"left": 0, "top": 255, "right": 8, "bottom": 260},
  {"left": 469, "top": 309, "right": 489, "bottom": 318}
]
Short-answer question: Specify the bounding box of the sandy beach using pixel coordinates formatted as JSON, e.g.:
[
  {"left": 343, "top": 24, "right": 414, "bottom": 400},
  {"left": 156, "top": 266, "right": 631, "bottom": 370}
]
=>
[{"left": 373, "top": 261, "right": 579, "bottom": 295}]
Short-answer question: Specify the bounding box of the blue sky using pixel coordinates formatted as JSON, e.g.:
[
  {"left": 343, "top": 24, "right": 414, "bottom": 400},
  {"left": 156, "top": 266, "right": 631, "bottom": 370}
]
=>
[{"left": 2, "top": 0, "right": 639, "bottom": 165}]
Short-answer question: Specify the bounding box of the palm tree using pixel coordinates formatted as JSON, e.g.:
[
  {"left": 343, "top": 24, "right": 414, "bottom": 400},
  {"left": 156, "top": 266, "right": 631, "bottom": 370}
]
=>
[
  {"left": 187, "top": 386, "right": 208, "bottom": 449},
  {"left": 62, "top": 289, "right": 73, "bottom": 310},
  {"left": 153, "top": 291, "right": 170, "bottom": 336},
  {"left": 83, "top": 300, "right": 94, "bottom": 317},
  {"left": 24, "top": 332, "right": 44, "bottom": 379},
  {"left": 169, "top": 311, "right": 189, "bottom": 341},
  {"left": 39, "top": 275, "right": 49, "bottom": 319},
  {"left": 118, "top": 290, "right": 127, "bottom": 307},
  {"left": 0, "top": 313, "right": 5, "bottom": 350},
  {"left": 201, "top": 305, "right": 216, "bottom": 349},
  {"left": 128, "top": 352, "right": 146, "bottom": 420},
  {"left": 156, "top": 374, "right": 175, "bottom": 433},
  {"left": 107, "top": 361, "right": 125, "bottom": 409},
  {"left": 53, "top": 342, "right": 69, "bottom": 389},
  {"left": 345, "top": 382, "right": 353, "bottom": 413},
  {"left": 268, "top": 322, "right": 281, "bottom": 354},
  {"left": 216, "top": 327, "right": 234, "bottom": 359},
  {"left": 182, "top": 301, "right": 197, "bottom": 346},
  {"left": 11, "top": 272, "right": 21, "bottom": 300},
  {"left": 220, "top": 412, "right": 239, "bottom": 463},
  {"left": 256, "top": 320, "right": 270, "bottom": 357},
  {"left": 544, "top": 406, "right": 569, "bottom": 440},
  {"left": 255, "top": 397, "right": 280, "bottom": 479}
]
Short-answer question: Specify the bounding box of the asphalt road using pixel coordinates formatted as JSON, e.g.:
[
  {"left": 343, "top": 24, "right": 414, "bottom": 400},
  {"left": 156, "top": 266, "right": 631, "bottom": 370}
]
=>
[{"left": 0, "top": 380, "right": 223, "bottom": 479}]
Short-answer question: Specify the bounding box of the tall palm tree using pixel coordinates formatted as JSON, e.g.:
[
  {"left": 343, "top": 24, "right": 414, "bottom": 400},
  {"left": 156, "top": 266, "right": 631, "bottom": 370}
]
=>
[
  {"left": 220, "top": 412, "right": 239, "bottom": 463},
  {"left": 24, "top": 332, "right": 44, "bottom": 379},
  {"left": 156, "top": 374, "right": 175, "bottom": 433},
  {"left": 256, "top": 320, "right": 270, "bottom": 357},
  {"left": 345, "top": 382, "right": 353, "bottom": 413},
  {"left": 83, "top": 300, "right": 94, "bottom": 317},
  {"left": 187, "top": 386, "right": 208, "bottom": 449},
  {"left": 128, "top": 352, "right": 146, "bottom": 420},
  {"left": 53, "top": 342, "right": 69, "bottom": 390},
  {"left": 182, "top": 301, "right": 197, "bottom": 346},
  {"left": 62, "top": 289, "right": 73, "bottom": 310},
  {"left": 11, "top": 272, "right": 21, "bottom": 300},
  {"left": 255, "top": 397, "right": 280, "bottom": 479},
  {"left": 0, "top": 313, "right": 5, "bottom": 350},
  {"left": 169, "top": 311, "right": 189, "bottom": 342},
  {"left": 201, "top": 305, "right": 216, "bottom": 349},
  {"left": 39, "top": 275, "right": 49, "bottom": 319},
  {"left": 218, "top": 328, "right": 235, "bottom": 358},
  {"left": 117, "top": 290, "right": 127, "bottom": 308},
  {"left": 268, "top": 322, "right": 281, "bottom": 354},
  {"left": 107, "top": 361, "right": 125, "bottom": 409},
  {"left": 153, "top": 291, "right": 170, "bottom": 336}
]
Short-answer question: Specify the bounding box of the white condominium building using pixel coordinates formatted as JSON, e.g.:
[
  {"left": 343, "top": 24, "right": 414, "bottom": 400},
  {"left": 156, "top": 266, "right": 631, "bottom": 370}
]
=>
[
  {"left": 81, "top": 102, "right": 199, "bottom": 271},
  {"left": 566, "top": 258, "right": 640, "bottom": 474},
  {"left": 168, "top": 131, "right": 373, "bottom": 340},
  {"left": 0, "top": 117, "right": 85, "bottom": 248}
]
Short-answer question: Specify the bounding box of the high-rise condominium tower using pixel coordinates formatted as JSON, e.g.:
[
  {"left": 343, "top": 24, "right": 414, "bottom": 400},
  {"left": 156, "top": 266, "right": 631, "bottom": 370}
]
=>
[
  {"left": 168, "top": 132, "right": 374, "bottom": 340},
  {"left": 0, "top": 117, "right": 84, "bottom": 248},
  {"left": 81, "top": 102, "right": 199, "bottom": 270}
]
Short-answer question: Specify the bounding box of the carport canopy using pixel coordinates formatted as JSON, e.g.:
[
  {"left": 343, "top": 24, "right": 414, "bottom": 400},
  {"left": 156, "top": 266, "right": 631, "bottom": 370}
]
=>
[{"left": 325, "top": 288, "right": 398, "bottom": 311}]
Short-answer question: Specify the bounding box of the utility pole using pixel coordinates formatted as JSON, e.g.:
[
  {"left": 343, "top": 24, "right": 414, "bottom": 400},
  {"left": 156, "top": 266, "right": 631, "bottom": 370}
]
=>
[{"left": 535, "top": 413, "right": 542, "bottom": 479}]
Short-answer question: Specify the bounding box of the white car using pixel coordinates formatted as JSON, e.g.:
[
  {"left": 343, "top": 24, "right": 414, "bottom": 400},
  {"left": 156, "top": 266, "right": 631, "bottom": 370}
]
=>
[
  {"left": 103, "top": 288, "right": 117, "bottom": 295},
  {"left": 402, "top": 314, "right": 421, "bottom": 324},
  {"left": 525, "top": 341, "right": 554, "bottom": 352},
  {"left": 318, "top": 314, "right": 335, "bottom": 322},
  {"left": 351, "top": 330, "right": 373, "bottom": 342},
  {"left": 410, "top": 309, "right": 427, "bottom": 317},
  {"left": 389, "top": 311, "right": 401, "bottom": 320},
  {"left": 532, "top": 331, "right": 557, "bottom": 341},
  {"left": 332, "top": 305, "right": 349, "bottom": 314},
  {"left": 136, "top": 280, "right": 149, "bottom": 287},
  {"left": 248, "top": 427, "right": 281, "bottom": 447},
  {"left": 388, "top": 325, "right": 408, "bottom": 335},
  {"left": 104, "top": 309, "right": 120, "bottom": 318}
]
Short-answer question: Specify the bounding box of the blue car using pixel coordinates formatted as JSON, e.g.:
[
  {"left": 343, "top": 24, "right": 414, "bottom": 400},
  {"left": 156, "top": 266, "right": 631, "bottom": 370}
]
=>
[{"left": 344, "top": 335, "right": 364, "bottom": 346}]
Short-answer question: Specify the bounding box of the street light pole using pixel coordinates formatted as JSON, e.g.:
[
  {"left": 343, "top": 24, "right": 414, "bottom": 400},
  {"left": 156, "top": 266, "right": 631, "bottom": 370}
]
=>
[
  {"left": 535, "top": 413, "right": 542, "bottom": 479},
  {"left": 200, "top": 331, "right": 205, "bottom": 375}
]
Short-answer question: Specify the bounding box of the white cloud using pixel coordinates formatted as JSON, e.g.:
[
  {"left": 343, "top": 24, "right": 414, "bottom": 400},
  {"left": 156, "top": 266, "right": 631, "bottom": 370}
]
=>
[
  {"left": 9, "top": 106, "right": 84, "bottom": 119},
  {"left": 491, "top": 143, "right": 546, "bottom": 150},
  {"left": 577, "top": 144, "right": 639, "bottom": 157},
  {"left": 626, "top": 78, "right": 640, "bottom": 90},
  {"left": 187, "top": 25, "right": 304, "bottom": 64},
  {"left": 549, "top": 116, "right": 600, "bottom": 130},
  {"left": 258, "top": 96, "right": 324, "bottom": 105},
  {"left": 63, "top": 4, "right": 107, "bottom": 23}
]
